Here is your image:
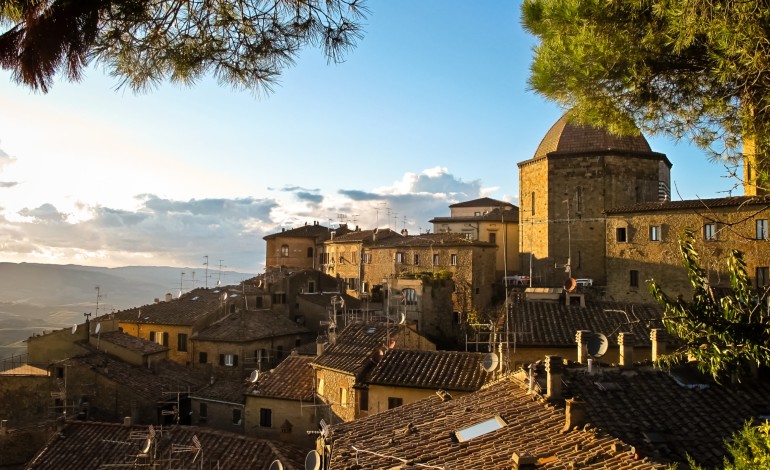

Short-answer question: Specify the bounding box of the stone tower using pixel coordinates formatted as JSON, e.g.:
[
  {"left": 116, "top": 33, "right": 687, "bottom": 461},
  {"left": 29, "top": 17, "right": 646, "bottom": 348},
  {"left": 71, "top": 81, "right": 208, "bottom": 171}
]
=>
[{"left": 518, "top": 113, "right": 672, "bottom": 287}]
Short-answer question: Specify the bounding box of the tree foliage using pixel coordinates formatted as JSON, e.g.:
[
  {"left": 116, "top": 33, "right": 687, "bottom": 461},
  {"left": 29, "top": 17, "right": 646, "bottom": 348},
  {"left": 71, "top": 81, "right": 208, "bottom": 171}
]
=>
[
  {"left": 521, "top": 0, "right": 770, "bottom": 179},
  {"left": 0, "top": 0, "right": 367, "bottom": 93},
  {"left": 648, "top": 229, "right": 770, "bottom": 381},
  {"left": 689, "top": 420, "right": 770, "bottom": 470}
]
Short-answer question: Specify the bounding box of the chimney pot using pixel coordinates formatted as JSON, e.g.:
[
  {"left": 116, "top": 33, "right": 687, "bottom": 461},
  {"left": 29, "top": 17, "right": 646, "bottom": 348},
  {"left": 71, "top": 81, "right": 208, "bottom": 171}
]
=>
[
  {"left": 618, "top": 332, "right": 634, "bottom": 366},
  {"left": 511, "top": 452, "right": 537, "bottom": 469},
  {"left": 575, "top": 330, "right": 591, "bottom": 364},
  {"left": 123, "top": 417, "right": 132, "bottom": 427},
  {"left": 545, "top": 355, "right": 564, "bottom": 400},
  {"left": 650, "top": 328, "right": 666, "bottom": 361},
  {"left": 562, "top": 398, "right": 586, "bottom": 432}
]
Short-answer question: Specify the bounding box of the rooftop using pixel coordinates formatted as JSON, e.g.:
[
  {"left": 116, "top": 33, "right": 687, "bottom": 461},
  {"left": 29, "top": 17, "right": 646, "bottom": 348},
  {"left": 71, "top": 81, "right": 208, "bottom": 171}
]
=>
[
  {"left": 365, "top": 349, "right": 492, "bottom": 392},
  {"left": 326, "top": 228, "right": 400, "bottom": 244},
  {"left": 263, "top": 222, "right": 350, "bottom": 241},
  {"left": 97, "top": 330, "right": 167, "bottom": 355},
  {"left": 370, "top": 232, "right": 495, "bottom": 248},
  {"left": 430, "top": 205, "right": 519, "bottom": 224},
  {"left": 606, "top": 194, "right": 770, "bottom": 214},
  {"left": 312, "top": 323, "right": 394, "bottom": 376},
  {"left": 448, "top": 197, "right": 515, "bottom": 208},
  {"left": 194, "top": 310, "right": 309, "bottom": 342},
  {"left": 190, "top": 377, "right": 248, "bottom": 404},
  {"left": 112, "top": 286, "right": 242, "bottom": 326},
  {"left": 248, "top": 354, "right": 315, "bottom": 401}
]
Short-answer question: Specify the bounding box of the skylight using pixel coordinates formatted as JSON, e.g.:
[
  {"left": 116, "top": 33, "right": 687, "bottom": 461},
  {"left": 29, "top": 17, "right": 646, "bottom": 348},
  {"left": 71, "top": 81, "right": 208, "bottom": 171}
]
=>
[{"left": 455, "top": 415, "right": 507, "bottom": 442}]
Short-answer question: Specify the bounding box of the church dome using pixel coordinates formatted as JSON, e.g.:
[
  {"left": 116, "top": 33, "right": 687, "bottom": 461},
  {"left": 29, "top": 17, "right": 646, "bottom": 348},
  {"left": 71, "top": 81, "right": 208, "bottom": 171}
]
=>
[{"left": 533, "top": 113, "right": 652, "bottom": 159}]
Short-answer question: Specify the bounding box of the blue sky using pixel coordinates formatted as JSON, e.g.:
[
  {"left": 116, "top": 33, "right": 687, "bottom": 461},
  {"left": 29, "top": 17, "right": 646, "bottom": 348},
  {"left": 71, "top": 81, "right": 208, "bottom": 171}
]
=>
[{"left": 0, "top": 1, "right": 738, "bottom": 272}]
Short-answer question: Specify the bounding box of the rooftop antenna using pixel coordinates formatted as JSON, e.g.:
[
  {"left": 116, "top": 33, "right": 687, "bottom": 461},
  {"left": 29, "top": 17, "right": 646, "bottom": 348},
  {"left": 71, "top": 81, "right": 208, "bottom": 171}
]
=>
[
  {"left": 350, "top": 214, "right": 359, "bottom": 226},
  {"left": 191, "top": 271, "right": 196, "bottom": 289},
  {"left": 374, "top": 202, "right": 386, "bottom": 228},
  {"left": 94, "top": 286, "right": 101, "bottom": 318},
  {"left": 217, "top": 260, "right": 226, "bottom": 287},
  {"left": 385, "top": 207, "right": 392, "bottom": 228},
  {"left": 203, "top": 255, "right": 209, "bottom": 289},
  {"left": 180, "top": 272, "right": 185, "bottom": 297}
]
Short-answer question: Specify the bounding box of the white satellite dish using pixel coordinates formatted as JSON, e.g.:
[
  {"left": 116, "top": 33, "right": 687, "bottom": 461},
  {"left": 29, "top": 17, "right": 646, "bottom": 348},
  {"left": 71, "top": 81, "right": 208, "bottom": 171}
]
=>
[
  {"left": 587, "top": 332, "right": 609, "bottom": 358},
  {"left": 398, "top": 312, "right": 407, "bottom": 325},
  {"left": 71, "top": 324, "right": 78, "bottom": 334},
  {"left": 268, "top": 460, "right": 284, "bottom": 470},
  {"left": 305, "top": 451, "right": 321, "bottom": 470},
  {"left": 140, "top": 437, "right": 152, "bottom": 454},
  {"left": 249, "top": 370, "right": 259, "bottom": 383},
  {"left": 94, "top": 323, "right": 101, "bottom": 334},
  {"left": 481, "top": 352, "right": 499, "bottom": 372}
]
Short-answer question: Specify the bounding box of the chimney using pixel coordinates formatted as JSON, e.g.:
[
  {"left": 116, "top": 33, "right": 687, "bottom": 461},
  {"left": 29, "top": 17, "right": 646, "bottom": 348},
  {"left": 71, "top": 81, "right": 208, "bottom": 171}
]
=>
[
  {"left": 401, "top": 228, "right": 408, "bottom": 236},
  {"left": 165, "top": 292, "right": 172, "bottom": 302},
  {"left": 545, "top": 355, "right": 563, "bottom": 400},
  {"left": 511, "top": 452, "right": 537, "bottom": 469},
  {"left": 575, "top": 330, "right": 591, "bottom": 364},
  {"left": 562, "top": 398, "right": 586, "bottom": 432},
  {"left": 0, "top": 420, "right": 7, "bottom": 435},
  {"left": 123, "top": 417, "right": 132, "bottom": 427},
  {"left": 329, "top": 330, "right": 337, "bottom": 345},
  {"left": 650, "top": 328, "right": 666, "bottom": 361},
  {"left": 316, "top": 340, "right": 328, "bottom": 356},
  {"left": 618, "top": 332, "right": 633, "bottom": 366}
]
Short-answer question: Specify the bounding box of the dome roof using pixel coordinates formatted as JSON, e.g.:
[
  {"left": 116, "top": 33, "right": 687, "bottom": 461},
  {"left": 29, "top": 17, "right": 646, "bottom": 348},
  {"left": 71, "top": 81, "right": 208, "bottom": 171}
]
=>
[{"left": 533, "top": 113, "right": 652, "bottom": 159}]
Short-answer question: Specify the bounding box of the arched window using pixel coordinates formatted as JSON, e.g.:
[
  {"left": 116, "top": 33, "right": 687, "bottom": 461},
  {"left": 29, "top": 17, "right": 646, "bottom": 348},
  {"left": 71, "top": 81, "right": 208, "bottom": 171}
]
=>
[{"left": 280, "top": 244, "right": 289, "bottom": 257}]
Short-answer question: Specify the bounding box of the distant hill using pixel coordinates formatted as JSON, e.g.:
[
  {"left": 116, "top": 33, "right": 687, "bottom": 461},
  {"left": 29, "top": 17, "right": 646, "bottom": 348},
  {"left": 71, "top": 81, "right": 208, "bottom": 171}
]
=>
[{"left": 0, "top": 263, "right": 256, "bottom": 358}]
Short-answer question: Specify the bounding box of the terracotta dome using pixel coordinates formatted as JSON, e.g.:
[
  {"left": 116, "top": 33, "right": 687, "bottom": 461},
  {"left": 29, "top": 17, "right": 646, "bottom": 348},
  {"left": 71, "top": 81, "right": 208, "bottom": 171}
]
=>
[{"left": 533, "top": 113, "right": 652, "bottom": 159}]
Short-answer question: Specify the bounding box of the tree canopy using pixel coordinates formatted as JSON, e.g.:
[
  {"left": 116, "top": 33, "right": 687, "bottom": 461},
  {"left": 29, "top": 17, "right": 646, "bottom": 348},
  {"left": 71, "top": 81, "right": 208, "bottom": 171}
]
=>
[
  {"left": 522, "top": 0, "right": 770, "bottom": 189},
  {"left": 0, "top": 0, "right": 366, "bottom": 93},
  {"left": 648, "top": 230, "right": 770, "bottom": 381}
]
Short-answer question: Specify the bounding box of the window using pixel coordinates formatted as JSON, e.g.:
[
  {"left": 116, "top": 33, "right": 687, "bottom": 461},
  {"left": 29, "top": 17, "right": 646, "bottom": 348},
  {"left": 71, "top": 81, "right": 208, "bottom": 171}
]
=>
[
  {"left": 308, "top": 281, "right": 316, "bottom": 293},
  {"left": 259, "top": 408, "right": 272, "bottom": 427},
  {"left": 149, "top": 331, "right": 166, "bottom": 344},
  {"left": 757, "top": 219, "right": 768, "bottom": 240},
  {"left": 489, "top": 232, "right": 496, "bottom": 245},
  {"left": 220, "top": 354, "right": 238, "bottom": 367},
  {"left": 347, "top": 278, "right": 359, "bottom": 291},
  {"left": 388, "top": 397, "right": 403, "bottom": 410},
  {"left": 272, "top": 292, "right": 286, "bottom": 304},
  {"left": 317, "top": 378, "right": 324, "bottom": 395},
  {"left": 576, "top": 186, "right": 583, "bottom": 213},
  {"left": 450, "top": 254, "right": 458, "bottom": 266},
  {"left": 307, "top": 247, "right": 314, "bottom": 257},
  {"left": 177, "top": 333, "right": 188, "bottom": 352},
  {"left": 232, "top": 408, "right": 242, "bottom": 425},
  {"left": 256, "top": 348, "right": 267, "bottom": 364},
  {"left": 280, "top": 244, "right": 289, "bottom": 257},
  {"left": 199, "top": 402, "right": 208, "bottom": 418},
  {"left": 363, "top": 252, "right": 372, "bottom": 264},
  {"left": 650, "top": 225, "right": 661, "bottom": 241},
  {"left": 704, "top": 223, "right": 717, "bottom": 241},
  {"left": 359, "top": 389, "right": 368, "bottom": 411},
  {"left": 340, "top": 388, "right": 347, "bottom": 407},
  {"left": 474, "top": 211, "right": 481, "bottom": 216},
  {"left": 199, "top": 352, "right": 208, "bottom": 364},
  {"left": 255, "top": 296, "right": 263, "bottom": 308},
  {"left": 413, "top": 253, "right": 420, "bottom": 265},
  {"left": 403, "top": 288, "right": 417, "bottom": 305},
  {"left": 531, "top": 192, "right": 536, "bottom": 216},
  {"left": 352, "top": 251, "right": 357, "bottom": 264},
  {"left": 433, "top": 254, "right": 440, "bottom": 265},
  {"left": 757, "top": 267, "right": 769, "bottom": 288},
  {"left": 616, "top": 227, "right": 627, "bottom": 243},
  {"left": 276, "top": 346, "right": 284, "bottom": 360},
  {"left": 455, "top": 415, "right": 507, "bottom": 443},
  {"left": 395, "top": 252, "right": 406, "bottom": 263},
  {"left": 630, "top": 270, "right": 639, "bottom": 288}
]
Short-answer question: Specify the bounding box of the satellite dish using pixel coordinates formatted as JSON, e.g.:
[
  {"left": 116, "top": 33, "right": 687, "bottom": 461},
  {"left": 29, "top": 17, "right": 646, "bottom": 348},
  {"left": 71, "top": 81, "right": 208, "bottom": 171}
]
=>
[
  {"left": 398, "top": 312, "right": 407, "bottom": 325},
  {"left": 249, "top": 370, "right": 259, "bottom": 383},
  {"left": 587, "top": 332, "right": 609, "bottom": 358},
  {"left": 140, "top": 437, "right": 152, "bottom": 454},
  {"left": 305, "top": 451, "right": 321, "bottom": 470},
  {"left": 71, "top": 324, "right": 78, "bottom": 334},
  {"left": 94, "top": 323, "right": 101, "bottom": 334},
  {"left": 564, "top": 277, "right": 577, "bottom": 293},
  {"left": 481, "top": 352, "right": 499, "bottom": 372},
  {"left": 268, "top": 460, "right": 284, "bottom": 470}
]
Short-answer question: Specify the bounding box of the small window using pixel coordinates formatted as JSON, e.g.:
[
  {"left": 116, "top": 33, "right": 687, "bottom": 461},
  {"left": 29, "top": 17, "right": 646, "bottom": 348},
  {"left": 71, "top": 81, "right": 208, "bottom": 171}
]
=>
[
  {"left": 433, "top": 254, "right": 440, "bottom": 265},
  {"left": 259, "top": 408, "right": 272, "bottom": 427},
  {"left": 403, "top": 288, "right": 417, "bottom": 305},
  {"left": 272, "top": 292, "right": 286, "bottom": 304},
  {"left": 616, "top": 227, "right": 627, "bottom": 243},
  {"left": 395, "top": 252, "right": 406, "bottom": 263},
  {"left": 757, "top": 267, "right": 769, "bottom": 288},
  {"left": 455, "top": 415, "right": 507, "bottom": 443},
  {"left": 232, "top": 408, "right": 242, "bottom": 425},
  {"left": 255, "top": 296, "right": 264, "bottom": 308},
  {"left": 531, "top": 192, "right": 536, "bottom": 216},
  {"left": 489, "top": 232, "right": 496, "bottom": 244},
  {"left": 307, "top": 281, "right": 316, "bottom": 293},
  {"left": 363, "top": 253, "right": 372, "bottom": 264},
  {"left": 318, "top": 378, "right": 324, "bottom": 395},
  {"left": 177, "top": 333, "right": 188, "bottom": 352},
  {"left": 277, "top": 346, "right": 284, "bottom": 360},
  {"left": 650, "top": 225, "right": 661, "bottom": 242},
  {"left": 307, "top": 246, "right": 314, "bottom": 257},
  {"left": 199, "top": 352, "right": 208, "bottom": 364},
  {"left": 630, "top": 270, "right": 639, "bottom": 288},
  {"left": 340, "top": 388, "right": 347, "bottom": 407},
  {"left": 704, "top": 223, "right": 717, "bottom": 241},
  {"left": 280, "top": 244, "right": 289, "bottom": 257},
  {"left": 413, "top": 253, "right": 420, "bottom": 265},
  {"left": 199, "top": 403, "right": 208, "bottom": 418},
  {"left": 221, "top": 354, "right": 238, "bottom": 367},
  {"left": 576, "top": 186, "right": 583, "bottom": 213},
  {"left": 757, "top": 219, "right": 768, "bottom": 240},
  {"left": 474, "top": 211, "right": 481, "bottom": 216},
  {"left": 387, "top": 397, "right": 403, "bottom": 410},
  {"left": 359, "top": 389, "right": 369, "bottom": 411},
  {"left": 450, "top": 254, "right": 458, "bottom": 266}
]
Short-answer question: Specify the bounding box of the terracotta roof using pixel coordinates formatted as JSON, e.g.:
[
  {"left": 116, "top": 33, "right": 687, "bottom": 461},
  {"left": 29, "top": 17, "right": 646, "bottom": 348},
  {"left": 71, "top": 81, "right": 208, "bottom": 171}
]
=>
[
  {"left": 248, "top": 354, "right": 315, "bottom": 401},
  {"left": 113, "top": 286, "right": 241, "bottom": 326},
  {"left": 326, "top": 228, "right": 400, "bottom": 244},
  {"left": 25, "top": 421, "right": 306, "bottom": 469},
  {"left": 606, "top": 195, "right": 770, "bottom": 214},
  {"left": 326, "top": 374, "right": 665, "bottom": 469},
  {"left": 194, "top": 310, "right": 309, "bottom": 342},
  {"left": 97, "top": 330, "right": 167, "bottom": 355},
  {"left": 365, "top": 349, "right": 492, "bottom": 392},
  {"left": 297, "top": 292, "right": 361, "bottom": 309},
  {"left": 371, "top": 232, "right": 494, "bottom": 248},
  {"left": 532, "top": 113, "right": 654, "bottom": 159},
  {"left": 430, "top": 206, "right": 519, "bottom": 224},
  {"left": 190, "top": 377, "right": 248, "bottom": 404},
  {"left": 263, "top": 223, "right": 351, "bottom": 240},
  {"left": 65, "top": 351, "right": 208, "bottom": 401},
  {"left": 512, "top": 301, "right": 664, "bottom": 348},
  {"left": 449, "top": 197, "right": 514, "bottom": 208},
  {"left": 559, "top": 364, "right": 770, "bottom": 468},
  {"left": 312, "top": 323, "right": 392, "bottom": 376},
  {"left": 0, "top": 364, "right": 47, "bottom": 376}
]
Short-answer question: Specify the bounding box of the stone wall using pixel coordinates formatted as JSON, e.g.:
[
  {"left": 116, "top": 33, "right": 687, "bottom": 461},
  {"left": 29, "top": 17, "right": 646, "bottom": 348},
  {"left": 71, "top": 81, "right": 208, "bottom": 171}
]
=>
[
  {"left": 193, "top": 335, "right": 310, "bottom": 375},
  {"left": 244, "top": 396, "right": 317, "bottom": 447},
  {"left": 118, "top": 322, "right": 195, "bottom": 365},
  {"left": 314, "top": 368, "right": 358, "bottom": 422},
  {"left": 0, "top": 375, "right": 52, "bottom": 426},
  {"left": 190, "top": 397, "right": 244, "bottom": 434},
  {"left": 265, "top": 234, "right": 319, "bottom": 271},
  {"left": 366, "top": 384, "right": 475, "bottom": 416}
]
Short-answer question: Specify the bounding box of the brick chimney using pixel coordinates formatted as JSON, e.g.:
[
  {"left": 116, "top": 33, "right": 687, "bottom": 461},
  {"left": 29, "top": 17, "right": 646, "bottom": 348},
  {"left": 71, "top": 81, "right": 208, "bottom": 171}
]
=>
[
  {"left": 650, "top": 328, "right": 666, "bottom": 361},
  {"left": 575, "top": 330, "right": 591, "bottom": 364},
  {"left": 562, "top": 398, "right": 586, "bottom": 432},
  {"left": 618, "top": 332, "right": 633, "bottom": 366},
  {"left": 545, "top": 355, "right": 563, "bottom": 400}
]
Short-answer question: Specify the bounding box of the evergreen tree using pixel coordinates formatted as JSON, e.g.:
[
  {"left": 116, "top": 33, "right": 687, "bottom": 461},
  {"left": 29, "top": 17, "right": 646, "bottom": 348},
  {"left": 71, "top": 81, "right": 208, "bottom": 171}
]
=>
[{"left": 0, "top": 0, "right": 366, "bottom": 93}]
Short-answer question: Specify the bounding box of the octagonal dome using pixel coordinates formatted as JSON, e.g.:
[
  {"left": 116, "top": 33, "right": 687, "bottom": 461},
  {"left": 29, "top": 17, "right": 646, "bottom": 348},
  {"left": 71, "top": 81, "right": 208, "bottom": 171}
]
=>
[{"left": 533, "top": 113, "right": 652, "bottom": 159}]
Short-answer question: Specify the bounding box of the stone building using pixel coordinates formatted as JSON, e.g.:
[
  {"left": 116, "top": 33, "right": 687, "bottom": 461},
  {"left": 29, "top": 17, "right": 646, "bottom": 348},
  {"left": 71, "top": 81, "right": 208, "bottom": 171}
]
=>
[
  {"left": 429, "top": 197, "right": 520, "bottom": 277},
  {"left": 517, "top": 113, "right": 671, "bottom": 287},
  {"left": 263, "top": 222, "right": 350, "bottom": 271},
  {"left": 605, "top": 196, "right": 770, "bottom": 302}
]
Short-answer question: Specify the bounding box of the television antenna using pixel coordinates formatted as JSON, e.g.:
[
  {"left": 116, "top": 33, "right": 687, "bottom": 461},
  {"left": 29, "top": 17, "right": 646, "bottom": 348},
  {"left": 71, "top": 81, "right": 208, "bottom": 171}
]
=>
[
  {"left": 203, "top": 255, "right": 209, "bottom": 288},
  {"left": 94, "top": 286, "right": 102, "bottom": 318}
]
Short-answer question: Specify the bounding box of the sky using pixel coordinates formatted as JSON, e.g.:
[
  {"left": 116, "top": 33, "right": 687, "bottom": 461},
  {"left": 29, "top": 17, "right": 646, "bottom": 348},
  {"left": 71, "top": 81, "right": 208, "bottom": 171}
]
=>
[{"left": 0, "top": 1, "right": 740, "bottom": 273}]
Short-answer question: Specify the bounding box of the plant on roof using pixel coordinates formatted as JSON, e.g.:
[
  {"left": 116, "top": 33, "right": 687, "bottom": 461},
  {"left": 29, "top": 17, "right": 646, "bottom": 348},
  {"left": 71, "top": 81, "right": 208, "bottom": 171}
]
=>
[{"left": 648, "top": 230, "right": 770, "bottom": 382}]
